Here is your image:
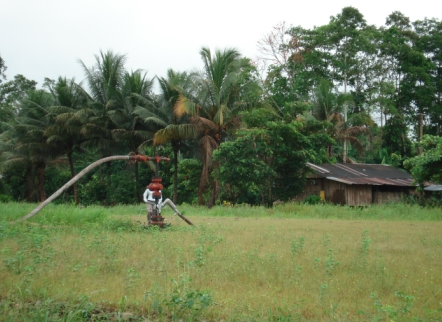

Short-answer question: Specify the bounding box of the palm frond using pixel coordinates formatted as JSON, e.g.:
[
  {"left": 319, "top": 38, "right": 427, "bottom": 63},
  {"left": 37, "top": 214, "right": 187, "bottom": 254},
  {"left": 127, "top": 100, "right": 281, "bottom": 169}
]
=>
[
  {"left": 154, "top": 124, "right": 199, "bottom": 145},
  {"left": 339, "top": 135, "right": 365, "bottom": 155},
  {"left": 189, "top": 116, "right": 217, "bottom": 131},
  {"left": 346, "top": 126, "right": 371, "bottom": 137},
  {"left": 174, "top": 94, "right": 197, "bottom": 117},
  {"left": 223, "top": 115, "right": 242, "bottom": 131}
]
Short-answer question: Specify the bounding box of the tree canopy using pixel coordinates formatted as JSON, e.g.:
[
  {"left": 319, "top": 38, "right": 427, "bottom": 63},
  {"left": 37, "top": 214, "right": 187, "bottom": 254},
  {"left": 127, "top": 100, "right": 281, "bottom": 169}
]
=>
[{"left": 1, "top": 7, "right": 442, "bottom": 206}]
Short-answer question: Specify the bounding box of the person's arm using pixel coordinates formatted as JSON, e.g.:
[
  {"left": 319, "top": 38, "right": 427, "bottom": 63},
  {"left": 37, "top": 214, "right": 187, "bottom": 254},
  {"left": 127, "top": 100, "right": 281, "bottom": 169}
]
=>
[{"left": 143, "top": 189, "right": 149, "bottom": 202}]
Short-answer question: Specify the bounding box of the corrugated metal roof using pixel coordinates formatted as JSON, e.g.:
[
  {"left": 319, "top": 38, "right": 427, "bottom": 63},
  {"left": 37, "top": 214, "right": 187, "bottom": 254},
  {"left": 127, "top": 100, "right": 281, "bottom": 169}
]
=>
[
  {"left": 307, "top": 163, "right": 417, "bottom": 187},
  {"left": 424, "top": 185, "right": 442, "bottom": 191}
]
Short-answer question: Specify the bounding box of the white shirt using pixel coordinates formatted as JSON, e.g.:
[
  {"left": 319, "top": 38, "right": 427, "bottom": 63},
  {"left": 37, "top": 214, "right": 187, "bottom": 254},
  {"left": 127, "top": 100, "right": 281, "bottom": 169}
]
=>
[{"left": 143, "top": 189, "right": 162, "bottom": 204}]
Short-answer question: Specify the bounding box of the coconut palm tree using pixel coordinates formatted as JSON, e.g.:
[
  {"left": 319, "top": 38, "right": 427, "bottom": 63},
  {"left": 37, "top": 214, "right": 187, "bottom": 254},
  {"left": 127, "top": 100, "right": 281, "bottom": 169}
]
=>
[
  {"left": 45, "top": 77, "right": 89, "bottom": 204},
  {"left": 80, "top": 52, "right": 166, "bottom": 202},
  {"left": 109, "top": 70, "right": 161, "bottom": 152},
  {"left": 0, "top": 121, "right": 35, "bottom": 201},
  {"left": 153, "top": 69, "right": 198, "bottom": 203},
  {"left": 0, "top": 89, "right": 61, "bottom": 201},
  {"left": 78, "top": 50, "right": 128, "bottom": 204},
  {"left": 109, "top": 70, "right": 165, "bottom": 200},
  {"left": 173, "top": 47, "right": 252, "bottom": 206},
  {"left": 78, "top": 50, "right": 126, "bottom": 152}
]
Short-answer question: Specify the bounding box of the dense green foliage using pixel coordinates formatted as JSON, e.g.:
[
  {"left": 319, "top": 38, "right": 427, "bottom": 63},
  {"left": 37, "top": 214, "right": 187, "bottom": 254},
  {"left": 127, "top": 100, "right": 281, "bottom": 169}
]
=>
[
  {"left": 213, "top": 107, "right": 333, "bottom": 205},
  {"left": 404, "top": 135, "right": 442, "bottom": 185},
  {"left": 1, "top": 7, "right": 442, "bottom": 207}
]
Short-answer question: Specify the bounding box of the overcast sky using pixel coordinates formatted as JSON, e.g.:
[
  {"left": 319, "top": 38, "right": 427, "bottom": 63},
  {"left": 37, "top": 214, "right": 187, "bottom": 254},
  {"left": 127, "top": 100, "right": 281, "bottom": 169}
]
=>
[{"left": 1, "top": 0, "right": 441, "bottom": 91}]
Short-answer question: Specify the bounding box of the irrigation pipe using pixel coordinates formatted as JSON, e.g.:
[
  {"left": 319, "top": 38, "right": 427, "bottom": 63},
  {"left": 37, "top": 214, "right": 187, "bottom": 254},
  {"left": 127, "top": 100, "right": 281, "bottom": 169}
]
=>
[{"left": 17, "top": 155, "right": 145, "bottom": 222}]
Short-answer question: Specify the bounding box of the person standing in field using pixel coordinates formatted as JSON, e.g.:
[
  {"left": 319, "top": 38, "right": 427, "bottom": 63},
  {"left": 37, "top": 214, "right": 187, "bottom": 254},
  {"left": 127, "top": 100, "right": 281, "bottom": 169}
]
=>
[{"left": 143, "top": 187, "right": 162, "bottom": 225}]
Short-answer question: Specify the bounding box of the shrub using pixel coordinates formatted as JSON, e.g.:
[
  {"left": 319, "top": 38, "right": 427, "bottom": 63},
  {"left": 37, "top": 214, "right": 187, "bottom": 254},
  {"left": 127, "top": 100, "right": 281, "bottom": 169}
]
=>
[
  {"left": 0, "top": 194, "right": 12, "bottom": 203},
  {"left": 303, "top": 194, "right": 322, "bottom": 205}
]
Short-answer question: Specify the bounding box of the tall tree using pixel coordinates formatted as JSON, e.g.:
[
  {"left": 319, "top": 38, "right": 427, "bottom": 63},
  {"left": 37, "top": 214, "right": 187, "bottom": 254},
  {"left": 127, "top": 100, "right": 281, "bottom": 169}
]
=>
[
  {"left": 315, "top": 7, "right": 368, "bottom": 161},
  {"left": 153, "top": 69, "right": 197, "bottom": 203},
  {"left": 0, "top": 89, "right": 60, "bottom": 202},
  {"left": 45, "top": 77, "right": 89, "bottom": 204},
  {"left": 79, "top": 50, "right": 127, "bottom": 156},
  {"left": 109, "top": 70, "right": 163, "bottom": 201},
  {"left": 175, "top": 47, "right": 255, "bottom": 206},
  {"left": 414, "top": 18, "right": 442, "bottom": 136},
  {"left": 0, "top": 74, "right": 37, "bottom": 124},
  {"left": 0, "top": 55, "right": 6, "bottom": 84},
  {"left": 79, "top": 50, "right": 127, "bottom": 204},
  {"left": 311, "top": 79, "right": 371, "bottom": 161},
  {"left": 379, "top": 11, "right": 434, "bottom": 157},
  {"left": 257, "top": 23, "right": 320, "bottom": 112}
]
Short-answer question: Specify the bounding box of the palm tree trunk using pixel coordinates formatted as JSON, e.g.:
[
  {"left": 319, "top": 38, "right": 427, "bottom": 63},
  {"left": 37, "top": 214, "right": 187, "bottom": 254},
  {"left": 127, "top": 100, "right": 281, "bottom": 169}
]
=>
[
  {"left": 106, "top": 162, "right": 111, "bottom": 205},
  {"left": 268, "top": 183, "right": 273, "bottom": 207},
  {"left": 198, "top": 177, "right": 206, "bottom": 205},
  {"left": 208, "top": 180, "right": 219, "bottom": 208},
  {"left": 172, "top": 142, "right": 179, "bottom": 204},
  {"left": 208, "top": 160, "right": 220, "bottom": 207},
  {"left": 26, "top": 167, "right": 36, "bottom": 202},
  {"left": 99, "top": 152, "right": 103, "bottom": 184},
  {"left": 37, "top": 163, "right": 46, "bottom": 202},
  {"left": 135, "top": 161, "right": 140, "bottom": 202},
  {"left": 67, "top": 152, "right": 79, "bottom": 205}
]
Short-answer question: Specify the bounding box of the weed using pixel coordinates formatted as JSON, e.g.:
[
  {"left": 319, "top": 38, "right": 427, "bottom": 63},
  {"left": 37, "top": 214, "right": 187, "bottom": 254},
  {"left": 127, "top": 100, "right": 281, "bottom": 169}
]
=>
[
  {"left": 3, "top": 250, "right": 26, "bottom": 274},
  {"left": 324, "top": 249, "right": 339, "bottom": 275},
  {"left": 144, "top": 283, "right": 164, "bottom": 315},
  {"left": 124, "top": 268, "right": 141, "bottom": 291},
  {"left": 167, "top": 275, "right": 213, "bottom": 319},
  {"left": 314, "top": 257, "right": 320, "bottom": 269},
  {"left": 371, "top": 291, "right": 415, "bottom": 321},
  {"left": 191, "top": 245, "right": 206, "bottom": 267},
  {"left": 323, "top": 233, "right": 331, "bottom": 247},
  {"left": 144, "top": 275, "right": 213, "bottom": 320},
  {"left": 291, "top": 236, "right": 305, "bottom": 254},
  {"left": 189, "top": 227, "right": 224, "bottom": 268},
  {"left": 361, "top": 229, "right": 371, "bottom": 255},
  {"left": 119, "top": 295, "right": 127, "bottom": 312}
]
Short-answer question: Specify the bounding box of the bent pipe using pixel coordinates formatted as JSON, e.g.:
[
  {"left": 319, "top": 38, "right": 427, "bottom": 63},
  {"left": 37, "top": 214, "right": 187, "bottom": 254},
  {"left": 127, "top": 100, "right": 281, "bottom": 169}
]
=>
[
  {"left": 161, "top": 198, "right": 194, "bottom": 226},
  {"left": 17, "top": 155, "right": 147, "bottom": 223}
]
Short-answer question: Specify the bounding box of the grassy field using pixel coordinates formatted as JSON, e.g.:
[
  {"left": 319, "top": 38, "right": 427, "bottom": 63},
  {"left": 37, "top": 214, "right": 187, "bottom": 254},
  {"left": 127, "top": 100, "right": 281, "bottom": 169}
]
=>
[{"left": 0, "top": 202, "right": 442, "bottom": 321}]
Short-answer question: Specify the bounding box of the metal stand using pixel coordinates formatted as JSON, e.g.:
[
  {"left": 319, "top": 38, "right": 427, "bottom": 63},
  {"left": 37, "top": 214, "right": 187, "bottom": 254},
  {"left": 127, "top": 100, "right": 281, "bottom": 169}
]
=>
[{"left": 145, "top": 150, "right": 193, "bottom": 227}]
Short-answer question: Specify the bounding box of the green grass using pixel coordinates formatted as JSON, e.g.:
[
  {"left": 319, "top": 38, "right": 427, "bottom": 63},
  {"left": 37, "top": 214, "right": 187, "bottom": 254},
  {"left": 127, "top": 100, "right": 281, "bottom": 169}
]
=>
[
  {"left": 0, "top": 203, "right": 442, "bottom": 225},
  {"left": 1, "top": 202, "right": 442, "bottom": 321},
  {"left": 4, "top": 201, "right": 442, "bottom": 224}
]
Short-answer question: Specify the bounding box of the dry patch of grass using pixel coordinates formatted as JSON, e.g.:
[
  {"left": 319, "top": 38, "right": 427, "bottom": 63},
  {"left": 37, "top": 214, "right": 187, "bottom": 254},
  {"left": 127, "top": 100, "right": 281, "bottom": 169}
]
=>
[{"left": 1, "top": 210, "right": 442, "bottom": 321}]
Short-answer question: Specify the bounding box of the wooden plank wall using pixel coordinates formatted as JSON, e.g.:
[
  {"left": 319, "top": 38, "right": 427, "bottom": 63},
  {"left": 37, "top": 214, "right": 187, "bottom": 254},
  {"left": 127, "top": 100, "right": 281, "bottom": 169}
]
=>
[
  {"left": 373, "top": 191, "right": 403, "bottom": 204},
  {"left": 324, "top": 181, "right": 371, "bottom": 205},
  {"left": 325, "top": 180, "right": 345, "bottom": 205},
  {"left": 346, "top": 185, "right": 372, "bottom": 206},
  {"left": 304, "top": 178, "right": 323, "bottom": 195},
  {"left": 304, "top": 178, "right": 417, "bottom": 206}
]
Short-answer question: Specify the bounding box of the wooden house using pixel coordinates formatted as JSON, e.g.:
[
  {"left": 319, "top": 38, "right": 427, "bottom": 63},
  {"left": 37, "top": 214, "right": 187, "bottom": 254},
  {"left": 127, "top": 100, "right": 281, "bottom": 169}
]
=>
[{"left": 304, "top": 163, "right": 424, "bottom": 206}]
